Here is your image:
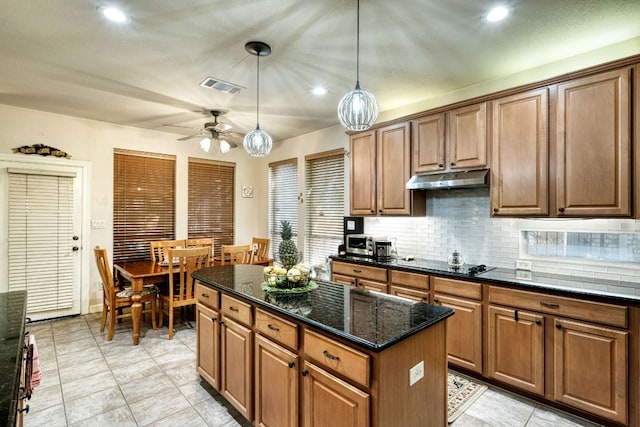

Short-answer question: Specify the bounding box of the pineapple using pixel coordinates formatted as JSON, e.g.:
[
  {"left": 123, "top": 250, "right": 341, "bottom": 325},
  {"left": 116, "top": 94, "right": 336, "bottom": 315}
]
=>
[{"left": 278, "top": 220, "right": 299, "bottom": 269}]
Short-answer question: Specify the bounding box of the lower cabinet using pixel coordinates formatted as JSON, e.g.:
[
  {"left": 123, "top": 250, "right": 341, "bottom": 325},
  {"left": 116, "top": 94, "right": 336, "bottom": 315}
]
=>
[
  {"left": 196, "top": 303, "right": 220, "bottom": 390},
  {"left": 301, "top": 361, "right": 370, "bottom": 427},
  {"left": 332, "top": 261, "right": 388, "bottom": 293},
  {"left": 254, "top": 334, "right": 299, "bottom": 427},
  {"left": 220, "top": 316, "right": 253, "bottom": 421},
  {"left": 388, "top": 270, "right": 429, "bottom": 303}
]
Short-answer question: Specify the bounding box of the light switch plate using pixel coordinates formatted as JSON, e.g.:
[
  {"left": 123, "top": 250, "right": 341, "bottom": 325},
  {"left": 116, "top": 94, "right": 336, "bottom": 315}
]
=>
[
  {"left": 516, "top": 260, "right": 532, "bottom": 271},
  {"left": 409, "top": 361, "right": 424, "bottom": 386},
  {"left": 91, "top": 219, "right": 106, "bottom": 229}
]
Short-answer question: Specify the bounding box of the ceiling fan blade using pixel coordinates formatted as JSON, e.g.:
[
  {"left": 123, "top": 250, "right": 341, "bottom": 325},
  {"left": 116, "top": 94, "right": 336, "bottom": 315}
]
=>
[
  {"left": 177, "top": 133, "right": 204, "bottom": 141},
  {"left": 213, "top": 123, "right": 233, "bottom": 132}
]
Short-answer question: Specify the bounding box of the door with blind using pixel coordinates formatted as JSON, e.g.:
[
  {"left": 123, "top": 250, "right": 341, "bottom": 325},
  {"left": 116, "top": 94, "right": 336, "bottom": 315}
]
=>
[{"left": 0, "top": 160, "right": 84, "bottom": 320}]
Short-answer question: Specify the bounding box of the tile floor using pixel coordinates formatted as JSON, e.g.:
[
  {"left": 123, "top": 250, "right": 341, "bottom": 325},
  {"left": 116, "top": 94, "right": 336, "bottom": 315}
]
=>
[{"left": 24, "top": 313, "right": 603, "bottom": 426}]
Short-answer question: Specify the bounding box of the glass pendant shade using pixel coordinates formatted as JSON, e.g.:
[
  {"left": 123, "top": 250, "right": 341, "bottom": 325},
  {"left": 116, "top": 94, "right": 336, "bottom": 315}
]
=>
[
  {"left": 338, "top": 82, "right": 379, "bottom": 131},
  {"left": 243, "top": 126, "right": 273, "bottom": 157},
  {"left": 219, "top": 139, "right": 231, "bottom": 154},
  {"left": 199, "top": 137, "right": 211, "bottom": 152}
]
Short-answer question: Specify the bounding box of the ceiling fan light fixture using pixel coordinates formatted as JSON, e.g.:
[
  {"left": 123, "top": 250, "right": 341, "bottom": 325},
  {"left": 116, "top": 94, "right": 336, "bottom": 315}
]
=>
[
  {"left": 199, "top": 137, "right": 211, "bottom": 152},
  {"left": 338, "top": 0, "right": 379, "bottom": 131},
  {"left": 219, "top": 139, "right": 231, "bottom": 154},
  {"left": 97, "top": 5, "right": 129, "bottom": 23},
  {"left": 243, "top": 41, "right": 273, "bottom": 157}
]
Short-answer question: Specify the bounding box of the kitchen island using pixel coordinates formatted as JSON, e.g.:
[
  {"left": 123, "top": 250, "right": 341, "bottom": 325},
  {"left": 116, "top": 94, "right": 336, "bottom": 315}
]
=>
[
  {"left": 192, "top": 264, "right": 454, "bottom": 427},
  {"left": 0, "top": 291, "right": 27, "bottom": 427}
]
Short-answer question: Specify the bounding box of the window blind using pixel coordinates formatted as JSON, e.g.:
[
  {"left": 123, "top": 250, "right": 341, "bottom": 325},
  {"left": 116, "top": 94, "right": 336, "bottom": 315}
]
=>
[
  {"left": 188, "top": 157, "right": 235, "bottom": 257},
  {"left": 8, "top": 171, "right": 75, "bottom": 313},
  {"left": 113, "top": 149, "right": 176, "bottom": 263},
  {"left": 304, "top": 150, "right": 345, "bottom": 267},
  {"left": 268, "top": 158, "right": 298, "bottom": 260}
]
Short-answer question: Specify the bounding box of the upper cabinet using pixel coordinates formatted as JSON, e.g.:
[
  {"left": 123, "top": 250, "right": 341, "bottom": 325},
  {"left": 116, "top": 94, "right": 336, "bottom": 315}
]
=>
[
  {"left": 555, "top": 67, "right": 632, "bottom": 217},
  {"left": 411, "top": 102, "right": 488, "bottom": 175},
  {"left": 491, "top": 88, "right": 549, "bottom": 216},
  {"left": 349, "top": 123, "right": 425, "bottom": 216}
]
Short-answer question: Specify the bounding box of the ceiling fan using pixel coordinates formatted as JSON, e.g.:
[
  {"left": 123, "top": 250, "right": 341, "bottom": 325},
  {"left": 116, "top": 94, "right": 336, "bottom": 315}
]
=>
[{"left": 177, "top": 110, "right": 243, "bottom": 154}]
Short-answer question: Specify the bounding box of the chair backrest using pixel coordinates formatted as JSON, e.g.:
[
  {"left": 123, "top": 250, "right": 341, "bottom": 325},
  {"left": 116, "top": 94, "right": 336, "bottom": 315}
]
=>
[
  {"left": 167, "top": 247, "right": 210, "bottom": 301},
  {"left": 150, "top": 239, "right": 186, "bottom": 263},
  {"left": 221, "top": 244, "right": 253, "bottom": 265},
  {"left": 251, "top": 237, "right": 270, "bottom": 261},
  {"left": 94, "top": 246, "right": 117, "bottom": 305},
  {"left": 186, "top": 237, "right": 215, "bottom": 262}
]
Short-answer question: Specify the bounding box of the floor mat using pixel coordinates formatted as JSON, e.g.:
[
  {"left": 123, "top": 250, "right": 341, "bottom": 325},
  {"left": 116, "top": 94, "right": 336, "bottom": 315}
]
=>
[{"left": 448, "top": 371, "right": 488, "bottom": 423}]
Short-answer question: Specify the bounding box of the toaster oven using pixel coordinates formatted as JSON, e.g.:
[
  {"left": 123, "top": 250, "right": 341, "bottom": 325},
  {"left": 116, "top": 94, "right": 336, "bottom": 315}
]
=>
[{"left": 345, "top": 234, "right": 374, "bottom": 257}]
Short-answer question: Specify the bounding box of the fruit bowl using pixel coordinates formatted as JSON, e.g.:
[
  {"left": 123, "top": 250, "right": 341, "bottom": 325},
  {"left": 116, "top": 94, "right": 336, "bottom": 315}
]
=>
[{"left": 263, "top": 263, "right": 311, "bottom": 289}]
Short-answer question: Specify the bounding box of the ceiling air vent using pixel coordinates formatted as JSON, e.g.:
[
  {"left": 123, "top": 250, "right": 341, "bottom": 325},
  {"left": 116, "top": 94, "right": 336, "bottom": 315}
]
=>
[{"left": 199, "top": 77, "right": 244, "bottom": 94}]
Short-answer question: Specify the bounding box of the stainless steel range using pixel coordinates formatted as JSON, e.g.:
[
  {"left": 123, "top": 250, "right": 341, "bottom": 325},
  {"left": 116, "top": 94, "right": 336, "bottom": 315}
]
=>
[{"left": 391, "top": 258, "right": 496, "bottom": 277}]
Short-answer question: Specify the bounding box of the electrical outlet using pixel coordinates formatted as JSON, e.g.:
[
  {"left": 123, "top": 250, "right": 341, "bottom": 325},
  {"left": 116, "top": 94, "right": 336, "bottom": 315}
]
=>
[
  {"left": 409, "top": 361, "right": 424, "bottom": 386},
  {"left": 516, "top": 260, "right": 532, "bottom": 271}
]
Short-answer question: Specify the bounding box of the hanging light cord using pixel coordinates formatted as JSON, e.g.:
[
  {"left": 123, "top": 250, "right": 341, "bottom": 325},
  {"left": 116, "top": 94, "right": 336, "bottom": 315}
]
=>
[
  {"left": 256, "top": 54, "right": 261, "bottom": 128},
  {"left": 355, "top": 0, "right": 361, "bottom": 88}
]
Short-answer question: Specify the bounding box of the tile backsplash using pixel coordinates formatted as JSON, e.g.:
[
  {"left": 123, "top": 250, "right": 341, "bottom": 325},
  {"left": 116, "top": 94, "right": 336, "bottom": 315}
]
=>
[{"left": 364, "top": 189, "right": 640, "bottom": 287}]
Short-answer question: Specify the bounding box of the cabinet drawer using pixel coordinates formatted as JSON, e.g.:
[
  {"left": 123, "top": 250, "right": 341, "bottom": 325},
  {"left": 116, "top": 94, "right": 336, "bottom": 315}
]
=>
[
  {"left": 389, "top": 285, "right": 429, "bottom": 303},
  {"left": 332, "top": 261, "right": 387, "bottom": 283},
  {"left": 196, "top": 282, "right": 219, "bottom": 309},
  {"left": 221, "top": 294, "right": 252, "bottom": 326},
  {"left": 432, "top": 277, "right": 481, "bottom": 300},
  {"left": 390, "top": 269, "right": 429, "bottom": 290},
  {"left": 488, "top": 286, "right": 627, "bottom": 328},
  {"left": 333, "top": 273, "right": 356, "bottom": 287},
  {"left": 304, "top": 329, "right": 370, "bottom": 388},
  {"left": 255, "top": 308, "right": 298, "bottom": 350}
]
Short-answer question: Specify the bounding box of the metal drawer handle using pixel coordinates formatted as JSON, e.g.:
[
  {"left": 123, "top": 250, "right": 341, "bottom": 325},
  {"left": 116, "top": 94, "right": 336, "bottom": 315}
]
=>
[
  {"left": 352, "top": 269, "right": 362, "bottom": 273},
  {"left": 201, "top": 293, "right": 209, "bottom": 298},
  {"left": 267, "top": 324, "right": 280, "bottom": 332},
  {"left": 18, "top": 405, "right": 29, "bottom": 414},
  {"left": 229, "top": 306, "right": 239, "bottom": 312},
  {"left": 323, "top": 350, "right": 340, "bottom": 361},
  {"left": 540, "top": 301, "right": 559, "bottom": 309}
]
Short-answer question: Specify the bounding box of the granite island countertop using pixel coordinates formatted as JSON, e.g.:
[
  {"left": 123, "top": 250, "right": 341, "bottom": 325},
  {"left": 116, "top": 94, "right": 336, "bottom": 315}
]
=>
[
  {"left": 0, "top": 291, "right": 27, "bottom": 427},
  {"left": 331, "top": 255, "right": 640, "bottom": 304},
  {"left": 192, "top": 265, "right": 453, "bottom": 352}
]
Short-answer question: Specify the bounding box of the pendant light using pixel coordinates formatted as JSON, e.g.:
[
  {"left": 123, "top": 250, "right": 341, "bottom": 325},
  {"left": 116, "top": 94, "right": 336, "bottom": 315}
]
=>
[
  {"left": 243, "top": 41, "right": 273, "bottom": 157},
  {"left": 337, "top": 0, "right": 379, "bottom": 131}
]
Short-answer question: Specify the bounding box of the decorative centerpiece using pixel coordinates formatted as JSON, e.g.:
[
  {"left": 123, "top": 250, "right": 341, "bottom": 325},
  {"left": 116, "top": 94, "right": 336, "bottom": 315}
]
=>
[{"left": 262, "top": 220, "right": 317, "bottom": 294}]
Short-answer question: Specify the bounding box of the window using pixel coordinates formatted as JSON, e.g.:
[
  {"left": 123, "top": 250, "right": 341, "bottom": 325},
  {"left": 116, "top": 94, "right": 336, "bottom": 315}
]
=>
[
  {"left": 269, "top": 159, "right": 298, "bottom": 261},
  {"left": 113, "top": 149, "right": 176, "bottom": 263},
  {"left": 304, "top": 149, "right": 345, "bottom": 267},
  {"left": 188, "top": 157, "right": 235, "bottom": 257}
]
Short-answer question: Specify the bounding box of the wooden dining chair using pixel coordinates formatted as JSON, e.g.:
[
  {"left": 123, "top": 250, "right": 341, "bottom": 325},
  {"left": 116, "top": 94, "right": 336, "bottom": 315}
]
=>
[
  {"left": 186, "top": 237, "right": 215, "bottom": 265},
  {"left": 251, "top": 237, "right": 270, "bottom": 262},
  {"left": 158, "top": 247, "right": 210, "bottom": 339},
  {"left": 150, "top": 239, "right": 186, "bottom": 264},
  {"left": 94, "top": 246, "right": 157, "bottom": 341},
  {"left": 221, "top": 244, "right": 254, "bottom": 265}
]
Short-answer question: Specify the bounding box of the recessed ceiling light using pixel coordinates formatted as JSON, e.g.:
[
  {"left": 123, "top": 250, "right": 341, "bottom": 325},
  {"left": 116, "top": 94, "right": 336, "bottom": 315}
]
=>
[
  {"left": 98, "top": 5, "right": 129, "bottom": 23},
  {"left": 486, "top": 5, "right": 512, "bottom": 22},
  {"left": 312, "top": 87, "right": 328, "bottom": 96}
]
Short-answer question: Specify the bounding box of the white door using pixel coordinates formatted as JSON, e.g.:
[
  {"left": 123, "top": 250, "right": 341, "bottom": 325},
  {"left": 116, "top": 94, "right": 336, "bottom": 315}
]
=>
[{"left": 0, "top": 156, "right": 85, "bottom": 320}]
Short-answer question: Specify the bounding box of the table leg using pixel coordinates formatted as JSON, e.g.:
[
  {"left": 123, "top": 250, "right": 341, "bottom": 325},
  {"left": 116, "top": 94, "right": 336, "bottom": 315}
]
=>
[{"left": 131, "top": 278, "right": 142, "bottom": 345}]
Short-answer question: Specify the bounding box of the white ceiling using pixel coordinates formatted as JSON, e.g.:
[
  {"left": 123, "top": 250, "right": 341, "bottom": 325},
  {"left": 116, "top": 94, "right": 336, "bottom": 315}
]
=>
[{"left": 1, "top": 0, "right": 639, "bottom": 145}]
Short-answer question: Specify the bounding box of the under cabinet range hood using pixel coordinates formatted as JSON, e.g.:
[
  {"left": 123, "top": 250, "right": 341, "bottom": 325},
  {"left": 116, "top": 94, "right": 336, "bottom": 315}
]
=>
[{"left": 405, "top": 169, "right": 489, "bottom": 190}]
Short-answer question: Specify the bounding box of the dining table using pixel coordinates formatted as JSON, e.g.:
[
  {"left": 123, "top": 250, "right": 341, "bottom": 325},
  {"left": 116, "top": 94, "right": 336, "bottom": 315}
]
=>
[{"left": 113, "top": 257, "right": 274, "bottom": 345}]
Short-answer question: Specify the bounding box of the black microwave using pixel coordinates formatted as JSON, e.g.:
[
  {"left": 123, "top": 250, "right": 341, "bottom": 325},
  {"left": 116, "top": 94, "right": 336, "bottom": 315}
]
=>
[{"left": 345, "top": 234, "right": 374, "bottom": 257}]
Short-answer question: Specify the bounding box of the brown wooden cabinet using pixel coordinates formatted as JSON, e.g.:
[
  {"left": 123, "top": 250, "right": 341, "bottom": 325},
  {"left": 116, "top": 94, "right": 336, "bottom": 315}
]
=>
[
  {"left": 220, "top": 316, "right": 253, "bottom": 420},
  {"left": 388, "top": 269, "right": 429, "bottom": 303},
  {"left": 254, "top": 334, "right": 299, "bottom": 427},
  {"left": 302, "top": 361, "right": 370, "bottom": 427},
  {"left": 196, "top": 303, "right": 221, "bottom": 390},
  {"left": 349, "top": 123, "right": 425, "bottom": 216},
  {"left": 411, "top": 102, "right": 488, "bottom": 176},
  {"left": 487, "top": 304, "right": 545, "bottom": 395},
  {"left": 554, "top": 318, "right": 628, "bottom": 424},
  {"left": 491, "top": 88, "right": 549, "bottom": 216},
  {"left": 332, "top": 261, "right": 388, "bottom": 292},
  {"left": 555, "top": 67, "right": 631, "bottom": 217}
]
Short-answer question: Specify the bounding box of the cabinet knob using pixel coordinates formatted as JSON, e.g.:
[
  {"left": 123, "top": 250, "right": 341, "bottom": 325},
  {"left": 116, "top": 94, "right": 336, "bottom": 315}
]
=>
[
  {"left": 378, "top": 209, "right": 383, "bottom": 213},
  {"left": 493, "top": 208, "right": 498, "bottom": 213},
  {"left": 433, "top": 298, "right": 439, "bottom": 304},
  {"left": 288, "top": 361, "right": 295, "bottom": 369},
  {"left": 450, "top": 162, "right": 456, "bottom": 166},
  {"left": 219, "top": 320, "right": 224, "bottom": 325},
  {"left": 17, "top": 405, "right": 29, "bottom": 414},
  {"left": 301, "top": 369, "right": 309, "bottom": 377},
  {"left": 438, "top": 163, "right": 444, "bottom": 168},
  {"left": 558, "top": 207, "right": 565, "bottom": 213},
  {"left": 535, "top": 319, "right": 542, "bottom": 325},
  {"left": 211, "top": 317, "right": 217, "bottom": 322},
  {"left": 555, "top": 323, "right": 562, "bottom": 329}
]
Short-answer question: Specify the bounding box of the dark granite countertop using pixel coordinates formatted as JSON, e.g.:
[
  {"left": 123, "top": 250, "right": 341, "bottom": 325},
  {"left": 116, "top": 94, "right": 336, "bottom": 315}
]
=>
[
  {"left": 192, "top": 265, "right": 453, "bottom": 352},
  {"left": 0, "top": 291, "right": 27, "bottom": 427},
  {"left": 331, "top": 255, "right": 640, "bottom": 304}
]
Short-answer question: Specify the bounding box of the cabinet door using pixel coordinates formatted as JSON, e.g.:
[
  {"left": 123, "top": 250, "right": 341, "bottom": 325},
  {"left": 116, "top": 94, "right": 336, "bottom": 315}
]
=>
[
  {"left": 302, "top": 361, "right": 370, "bottom": 427},
  {"left": 412, "top": 113, "right": 446, "bottom": 174},
  {"left": 349, "top": 131, "right": 377, "bottom": 216},
  {"left": 389, "top": 285, "right": 429, "bottom": 303},
  {"left": 491, "top": 88, "right": 549, "bottom": 216},
  {"left": 196, "top": 303, "right": 220, "bottom": 390},
  {"left": 255, "top": 334, "right": 299, "bottom": 427},
  {"left": 556, "top": 68, "right": 631, "bottom": 216},
  {"left": 332, "top": 273, "right": 356, "bottom": 287},
  {"left": 434, "top": 294, "right": 482, "bottom": 374},
  {"left": 377, "top": 122, "right": 412, "bottom": 215},
  {"left": 487, "top": 305, "right": 545, "bottom": 396},
  {"left": 221, "top": 316, "right": 253, "bottom": 420},
  {"left": 448, "top": 102, "right": 488, "bottom": 170},
  {"left": 554, "top": 318, "right": 628, "bottom": 424},
  {"left": 358, "top": 278, "right": 387, "bottom": 293}
]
